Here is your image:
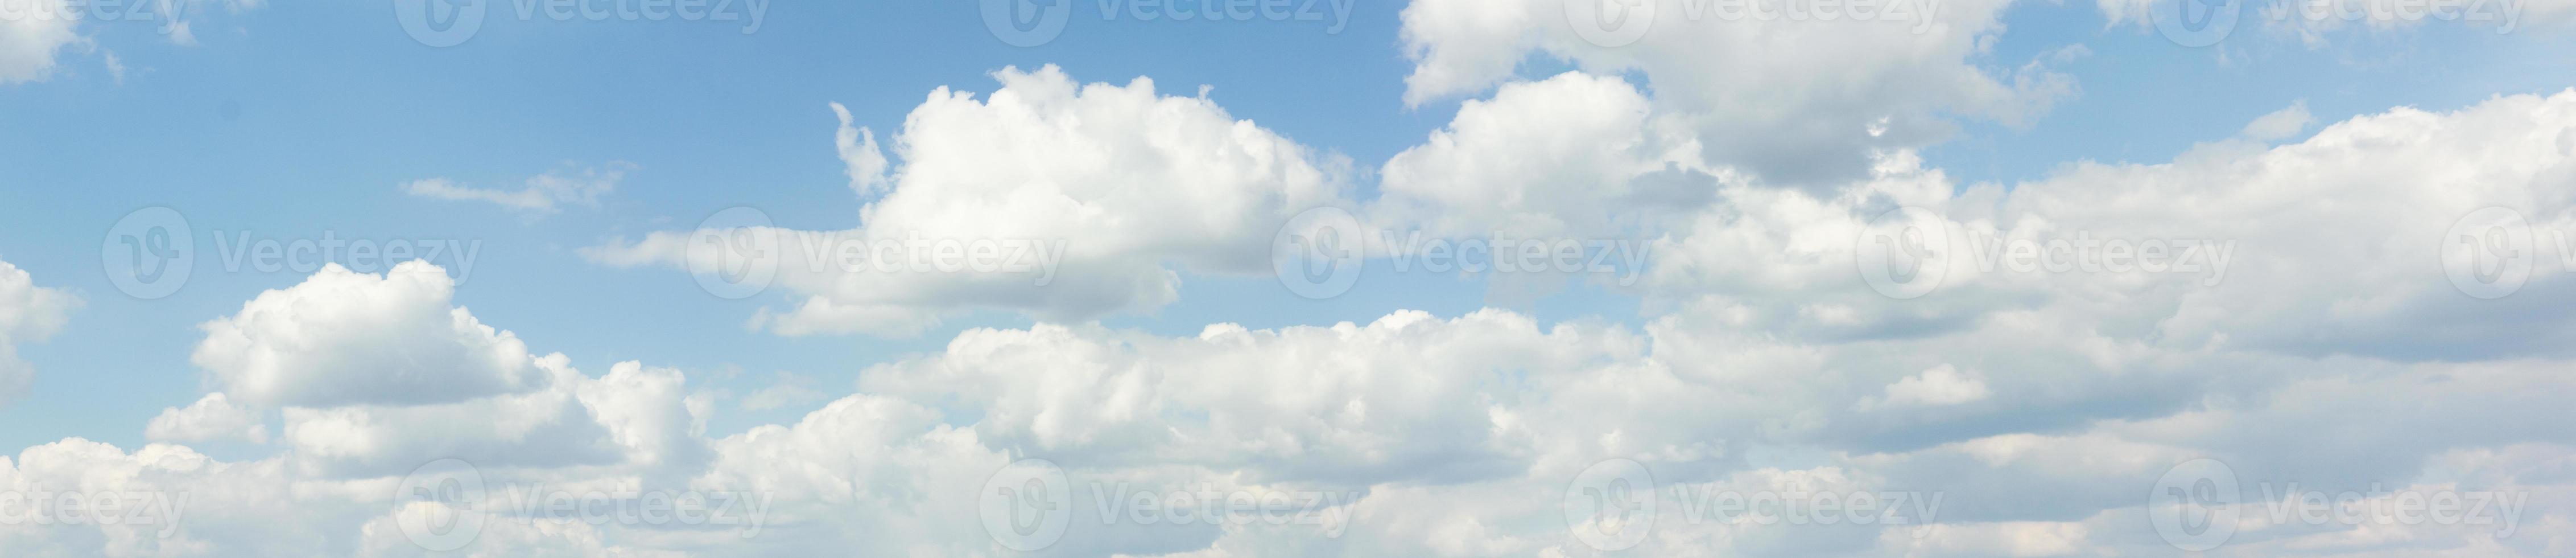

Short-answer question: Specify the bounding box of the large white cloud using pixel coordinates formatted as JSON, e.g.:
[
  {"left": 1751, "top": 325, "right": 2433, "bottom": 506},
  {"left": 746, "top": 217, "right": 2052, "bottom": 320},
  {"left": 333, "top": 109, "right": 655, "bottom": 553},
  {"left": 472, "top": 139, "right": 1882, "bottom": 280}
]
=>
[
  {"left": 11, "top": 77, "right": 2576, "bottom": 557},
  {"left": 590, "top": 65, "right": 1354, "bottom": 336},
  {"left": 1398, "top": 0, "right": 2079, "bottom": 184},
  {"left": 1388, "top": 69, "right": 2576, "bottom": 359},
  {"left": 191, "top": 261, "right": 546, "bottom": 408}
]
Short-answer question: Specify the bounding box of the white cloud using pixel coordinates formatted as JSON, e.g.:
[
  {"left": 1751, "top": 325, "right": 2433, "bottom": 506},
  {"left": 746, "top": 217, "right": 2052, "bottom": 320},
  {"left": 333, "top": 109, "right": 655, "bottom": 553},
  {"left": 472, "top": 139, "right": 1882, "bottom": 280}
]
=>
[
  {"left": 0, "top": 0, "right": 81, "bottom": 85},
  {"left": 0, "top": 257, "right": 76, "bottom": 407},
  {"left": 192, "top": 261, "right": 545, "bottom": 408},
  {"left": 591, "top": 65, "right": 1355, "bottom": 335},
  {"left": 2242, "top": 100, "right": 2315, "bottom": 141},
  {"left": 276, "top": 355, "right": 704, "bottom": 479},
  {"left": 829, "top": 102, "right": 891, "bottom": 195},
  {"left": 1399, "top": 0, "right": 2078, "bottom": 184},
  {"left": 1864, "top": 364, "right": 1993, "bottom": 408},
  {"left": 403, "top": 163, "right": 632, "bottom": 216},
  {"left": 738, "top": 371, "right": 827, "bottom": 412},
  {"left": 14, "top": 73, "right": 2576, "bottom": 558},
  {"left": 146, "top": 392, "right": 269, "bottom": 444},
  {"left": 1375, "top": 71, "right": 1715, "bottom": 240}
]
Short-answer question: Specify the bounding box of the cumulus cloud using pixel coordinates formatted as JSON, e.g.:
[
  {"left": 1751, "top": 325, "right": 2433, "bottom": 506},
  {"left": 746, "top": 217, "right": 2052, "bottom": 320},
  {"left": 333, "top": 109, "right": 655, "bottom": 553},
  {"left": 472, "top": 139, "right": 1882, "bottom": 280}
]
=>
[
  {"left": 1375, "top": 71, "right": 1715, "bottom": 240},
  {"left": 1399, "top": 0, "right": 2080, "bottom": 184},
  {"left": 402, "top": 163, "right": 632, "bottom": 216},
  {"left": 146, "top": 392, "right": 268, "bottom": 444},
  {"left": 1390, "top": 82, "right": 2576, "bottom": 359},
  {"left": 13, "top": 71, "right": 2576, "bottom": 557},
  {"left": 830, "top": 102, "right": 891, "bottom": 195},
  {"left": 590, "top": 65, "right": 1354, "bottom": 335},
  {"left": 0, "top": 257, "right": 76, "bottom": 407},
  {"left": 192, "top": 261, "right": 545, "bottom": 408}
]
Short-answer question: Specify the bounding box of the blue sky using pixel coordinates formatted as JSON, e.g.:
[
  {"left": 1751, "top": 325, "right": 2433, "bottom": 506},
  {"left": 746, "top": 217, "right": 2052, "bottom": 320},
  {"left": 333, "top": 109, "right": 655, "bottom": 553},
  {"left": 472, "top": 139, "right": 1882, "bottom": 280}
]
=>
[{"left": 2, "top": 0, "right": 2575, "bottom": 556}]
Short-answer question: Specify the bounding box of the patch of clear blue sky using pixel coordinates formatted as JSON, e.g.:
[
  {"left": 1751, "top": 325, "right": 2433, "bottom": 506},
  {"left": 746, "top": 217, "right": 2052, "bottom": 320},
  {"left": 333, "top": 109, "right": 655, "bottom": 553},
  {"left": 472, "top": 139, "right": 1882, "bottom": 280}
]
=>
[{"left": 0, "top": 0, "right": 2569, "bottom": 453}]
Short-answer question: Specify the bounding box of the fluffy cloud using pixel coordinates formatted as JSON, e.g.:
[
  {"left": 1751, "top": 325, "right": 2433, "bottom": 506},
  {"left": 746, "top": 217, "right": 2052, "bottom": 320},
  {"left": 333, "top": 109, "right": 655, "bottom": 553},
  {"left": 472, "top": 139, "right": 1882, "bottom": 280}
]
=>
[
  {"left": 1375, "top": 71, "right": 1715, "bottom": 240},
  {"left": 146, "top": 393, "right": 268, "bottom": 444},
  {"left": 1399, "top": 0, "right": 2079, "bottom": 184},
  {"left": 0, "top": 0, "right": 81, "bottom": 85},
  {"left": 1395, "top": 79, "right": 2576, "bottom": 359},
  {"left": 14, "top": 73, "right": 2576, "bottom": 558},
  {"left": 192, "top": 261, "right": 545, "bottom": 408},
  {"left": 0, "top": 257, "right": 76, "bottom": 407},
  {"left": 591, "top": 65, "right": 1353, "bottom": 335}
]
